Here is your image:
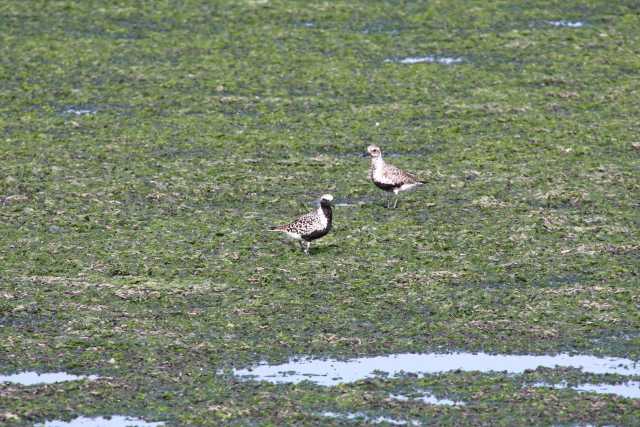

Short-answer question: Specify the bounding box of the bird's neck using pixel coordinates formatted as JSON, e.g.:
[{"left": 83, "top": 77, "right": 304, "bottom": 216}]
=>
[
  {"left": 318, "top": 203, "right": 332, "bottom": 221},
  {"left": 372, "top": 156, "right": 385, "bottom": 168}
]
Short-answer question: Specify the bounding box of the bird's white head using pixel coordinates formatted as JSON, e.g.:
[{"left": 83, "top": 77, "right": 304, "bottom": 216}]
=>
[
  {"left": 367, "top": 144, "right": 382, "bottom": 158},
  {"left": 320, "top": 194, "right": 333, "bottom": 203}
]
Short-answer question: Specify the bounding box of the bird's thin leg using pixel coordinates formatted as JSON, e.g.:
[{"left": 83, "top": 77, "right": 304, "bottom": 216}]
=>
[
  {"left": 298, "top": 240, "right": 306, "bottom": 252},
  {"left": 303, "top": 241, "right": 310, "bottom": 255},
  {"left": 385, "top": 193, "right": 392, "bottom": 208},
  {"left": 393, "top": 195, "right": 399, "bottom": 209}
]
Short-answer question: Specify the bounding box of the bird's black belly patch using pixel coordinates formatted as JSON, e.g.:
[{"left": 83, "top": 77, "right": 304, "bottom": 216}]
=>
[
  {"left": 374, "top": 181, "right": 399, "bottom": 192},
  {"left": 303, "top": 227, "right": 330, "bottom": 241}
]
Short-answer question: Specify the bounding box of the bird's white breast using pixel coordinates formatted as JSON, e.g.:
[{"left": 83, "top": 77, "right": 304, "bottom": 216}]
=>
[
  {"left": 316, "top": 208, "right": 328, "bottom": 228},
  {"left": 372, "top": 158, "right": 389, "bottom": 183}
]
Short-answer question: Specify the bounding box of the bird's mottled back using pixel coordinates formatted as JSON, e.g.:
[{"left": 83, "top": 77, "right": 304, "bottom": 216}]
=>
[
  {"left": 270, "top": 194, "right": 334, "bottom": 254},
  {"left": 366, "top": 145, "right": 424, "bottom": 208}
]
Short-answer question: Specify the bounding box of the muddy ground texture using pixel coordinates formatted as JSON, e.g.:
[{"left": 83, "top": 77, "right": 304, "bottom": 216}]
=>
[{"left": 1, "top": 1, "right": 639, "bottom": 425}]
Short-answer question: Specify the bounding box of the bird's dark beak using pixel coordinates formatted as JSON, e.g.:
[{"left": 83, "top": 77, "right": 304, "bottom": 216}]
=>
[{"left": 360, "top": 152, "right": 369, "bottom": 158}]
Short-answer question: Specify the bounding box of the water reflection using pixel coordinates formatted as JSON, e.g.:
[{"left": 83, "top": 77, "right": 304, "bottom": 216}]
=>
[
  {"left": 534, "top": 380, "right": 640, "bottom": 399},
  {"left": 35, "top": 416, "right": 164, "bottom": 427},
  {"left": 548, "top": 20, "right": 584, "bottom": 28},
  {"left": 233, "top": 352, "right": 640, "bottom": 386},
  {"left": 390, "top": 391, "right": 461, "bottom": 406},
  {"left": 320, "top": 411, "right": 420, "bottom": 426},
  {"left": 0, "top": 371, "right": 98, "bottom": 386},
  {"left": 387, "top": 56, "right": 463, "bottom": 65},
  {"left": 64, "top": 108, "right": 97, "bottom": 115}
]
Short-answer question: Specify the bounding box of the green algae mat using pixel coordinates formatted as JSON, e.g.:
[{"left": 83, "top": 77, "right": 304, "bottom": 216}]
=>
[{"left": 1, "top": 1, "right": 639, "bottom": 425}]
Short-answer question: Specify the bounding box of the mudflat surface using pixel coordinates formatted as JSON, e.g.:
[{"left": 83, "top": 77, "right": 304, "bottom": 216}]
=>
[{"left": 1, "top": 1, "right": 638, "bottom": 425}]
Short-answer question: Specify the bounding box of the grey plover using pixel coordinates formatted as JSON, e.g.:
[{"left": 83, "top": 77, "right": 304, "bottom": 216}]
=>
[
  {"left": 367, "top": 144, "right": 424, "bottom": 208},
  {"left": 270, "top": 194, "right": 333, "bottom": 254}
]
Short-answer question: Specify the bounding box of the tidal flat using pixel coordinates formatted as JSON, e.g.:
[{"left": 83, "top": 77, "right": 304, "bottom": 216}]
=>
[{"left": 1, "top": 0, "right": 639, "bottom": 425}]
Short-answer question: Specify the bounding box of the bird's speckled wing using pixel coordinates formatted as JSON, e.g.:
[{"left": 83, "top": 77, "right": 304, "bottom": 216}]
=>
[
  {"left": 379, "top": 162, "right": 421, "bottom": 185},
  {"left": 272, "top": 211, "right": 321, "bottom": 235}
]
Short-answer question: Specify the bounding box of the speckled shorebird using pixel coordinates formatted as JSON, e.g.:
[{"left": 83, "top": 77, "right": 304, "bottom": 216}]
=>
[
  {"left": 367, "top": 144, "right": 424, "bottom": 208},
  {"left": 270, "top": 194, "right": 333, "bottom": 255}
]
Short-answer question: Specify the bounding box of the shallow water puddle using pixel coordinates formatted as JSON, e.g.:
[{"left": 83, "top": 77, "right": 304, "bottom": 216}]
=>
[
  {"left": 387, "top": 55, "right": 463, "bottom": 65},
  {"left": 320, "top": 411, "right": 420, "bottom": 426},
  {"left": 334, "top": 199, "right": 370, "bottom": 207},
  {"left": 35, "top": 416, "right": 164, "bottom": 427},
  {"left": 233, "top": 352, "right": 640, "bottom": 386},
  {"left": 64, "top": 107, "right": 97, "bottom": 115},
  {"left": 332, "top": 196, "right": 379, "bottom": 207},
  {"left": 0, "top": 371, "right": 99, "bottom": 386},
  {"left": 390, "top": 391, "right": 462, "bottom": 406},
  {"left": 535, "top": 381, "right": 640, "bottom": 399},
  {"left": 547, "top": 20, "right": 584, "bottom": 28}
]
